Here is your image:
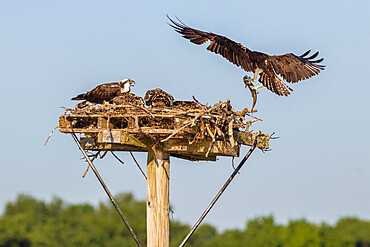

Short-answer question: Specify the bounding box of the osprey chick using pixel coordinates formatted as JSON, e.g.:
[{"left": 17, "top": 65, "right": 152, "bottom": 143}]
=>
[{"left": 144, "top": 88, "right": 174, "bottom": 107}]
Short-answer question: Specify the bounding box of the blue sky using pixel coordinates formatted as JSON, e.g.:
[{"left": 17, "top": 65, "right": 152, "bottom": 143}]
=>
[{"left": 1, "top": 1, "right": 369, "bottom": 231}]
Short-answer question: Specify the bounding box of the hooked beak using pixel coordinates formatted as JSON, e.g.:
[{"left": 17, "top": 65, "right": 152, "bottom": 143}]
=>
[{"left": 130, "top": 80, "right": 135, "bottom": 87}]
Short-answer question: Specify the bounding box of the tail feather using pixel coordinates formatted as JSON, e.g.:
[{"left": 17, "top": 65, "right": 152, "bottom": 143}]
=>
[{"left": 71, "top": 93, "right": 86, "bottom": 100}]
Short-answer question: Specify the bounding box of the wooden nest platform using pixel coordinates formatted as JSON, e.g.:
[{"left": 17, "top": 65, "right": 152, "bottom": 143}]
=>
[{"left": 59, "top": 99, "right": 269, "bottom": 161}]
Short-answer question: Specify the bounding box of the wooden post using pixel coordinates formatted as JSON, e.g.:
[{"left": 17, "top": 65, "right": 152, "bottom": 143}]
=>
[{"left": 147, "top": 147, "right": 170, "bottom": 247}]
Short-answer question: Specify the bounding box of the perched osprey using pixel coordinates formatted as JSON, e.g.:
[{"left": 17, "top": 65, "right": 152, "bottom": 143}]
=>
[
  {"left": 167, "top": 16, "right": 325, "bottom": 98},
  {"left": 71, "top": 79, "right": 135, "bottom": 106}
]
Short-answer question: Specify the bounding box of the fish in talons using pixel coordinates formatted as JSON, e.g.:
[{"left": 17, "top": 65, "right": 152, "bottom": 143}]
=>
[{"left": 243, "top": 75, "right": 262, "bottom": 112}]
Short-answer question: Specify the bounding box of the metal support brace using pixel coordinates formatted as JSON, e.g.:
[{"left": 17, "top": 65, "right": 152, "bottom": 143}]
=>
[
  {"left": 71, "top": 133, "right": 143, "bottom": 247},
  {"left": 179, "top": 135, "right": 261, "bottom": 247}
]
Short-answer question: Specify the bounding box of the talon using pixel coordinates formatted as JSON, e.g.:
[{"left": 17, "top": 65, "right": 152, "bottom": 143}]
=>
[
  {"left": 243, "top": 75, "right": 253, "bottom": 86},
  {"left": 250, "top": 86, "right": 260, "bottom": 94},
  {"left": 243, "top": 75, "right": 263, "bottom": 112},
  {"left": 250, "top": 84, "right": 263, "bottom": 94}
]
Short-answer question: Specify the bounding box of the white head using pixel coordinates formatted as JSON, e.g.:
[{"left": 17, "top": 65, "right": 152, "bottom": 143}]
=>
[{"left": 119, "top": 78, "right": 135, "bottom": 93}]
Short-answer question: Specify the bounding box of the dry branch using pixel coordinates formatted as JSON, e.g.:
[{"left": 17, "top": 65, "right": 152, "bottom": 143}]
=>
[
  {"left": 44, "top": 125, "right": 59, "bottom": 146},
  {"left": 130, "top": 151, "right": 147, "bottom": 180}
]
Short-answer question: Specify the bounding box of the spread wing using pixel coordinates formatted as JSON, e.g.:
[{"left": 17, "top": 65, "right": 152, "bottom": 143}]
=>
[
  {"left": 168, "top": 16, "right": 325, "bottom": 97},
  {"left": 258, "top": 72, "right": 293, "bottom": 96},
  {"left": 167, "top": 16, "right": 256, "bottom": 73},
  {"left": 268, "top": 51, "right": 325, "bottom": 83}
]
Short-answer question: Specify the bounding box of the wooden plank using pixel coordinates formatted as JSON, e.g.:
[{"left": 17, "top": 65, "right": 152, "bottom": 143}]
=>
[
  {"left": 164, "top": 140, "right": 239, "bottom": 157},
  {"left": 147, "top": 149, "right": 170, "bottom": 247},
  {"left": 76, "top": 130, "right": 270, "bottom": 160},
  {"left": 171, "top": 153, "right": 217, "bottom": 161},
  {"left": 59, "top": 128, "right": 98, "bottom": 134},
  {"left": 98, "top": 130, "right": 121, "bottom": 143},
  {"left": 81, "top": 138, "right": 147, "bottom": 152},
  {"left": 237, "top": 132, "right": 270, "bottom": 150},
  {"left": 80, "top": 134, "right": 241, "bottom": 159},
  {"left": 58, "top": 116, "right": 68, "bottom": 129}
]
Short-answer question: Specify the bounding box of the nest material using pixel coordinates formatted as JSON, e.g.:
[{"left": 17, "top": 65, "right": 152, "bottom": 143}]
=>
[
  {"left": 63, "top": 87, "right": 264, "bottom": 155},
  {"left": 172, "top": 100, "right": 202, "bottom": 110},
  {"left": 57, "top": 82, "right": 270, "bottom": 159},
  {"left": 63, "top": 97, "right": 260, "bottom": 149},
  {"left": 112, "top": 93, "right": 145, "bottom": 106},
  {"left": 76, "top": 100, "right": 96, "bottom": 109},
  {"left": 144, "top": 88, "right": 174, "bottom": 107}
]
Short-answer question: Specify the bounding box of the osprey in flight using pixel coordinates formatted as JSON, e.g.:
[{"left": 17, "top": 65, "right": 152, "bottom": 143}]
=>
[
  {"left": 167, "top": 16, "right": 325, "bottom": 99},
  {"left": 71, "top": 78, "right": 135, "bottom": 106}
]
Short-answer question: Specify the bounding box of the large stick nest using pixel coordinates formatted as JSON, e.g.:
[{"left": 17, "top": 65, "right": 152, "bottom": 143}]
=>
[{"left": 61, "top": 93, "right": 261, "bottom": 149}]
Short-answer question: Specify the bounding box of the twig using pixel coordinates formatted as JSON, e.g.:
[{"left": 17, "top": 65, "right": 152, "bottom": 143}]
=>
[
  {"left": 101, "top": 103, "right": 155, "bottom": 118},
  {"left": 228, "top": 119, "right": 235, "bottom": 147},
  {"left": 82, "top": 151, "right": 101, "bottom": 178},
  {"left": 244, "top": 112, "right": 260, "bottom": 120},
  {"left": 245, "top": 118, "right": 261, "bottom": 125},
  {"left": 192, "top": 95, "right": 206, "bottom": 107},
  {"left": 44, "top": 126, "right": 59, "bottom": 146},
  {"left": 82, "top": 151, "right": 108, "bottom": 178},
  {"left": 161, "top": 103, "right": 222, "bottom": 143},
  {"left": 269, "top": 132, "right": 279, "bottom": 139},
  {"left": 130, "top": 151, "right": 147, "bottom": 180},
  {"left": 125, "top": 103, "right": 155, "bottom": 118},
  {"left": 205, "top": 124, "right": 218, "bottom": 158},
  {"left": 60, "top": 106, "right": 73, "bottom": 112},
  {"left": 110, "top": 151, "right": 125, "bottom": 165},
  {"left": 214, "top": 125, "right": 224, "bottom": 138},
  {"left": 205, "top": 141, "right": 214, "bottom": 158},
  {"left": 160, "top": 121, "right": 192, "bottom": 142},
  {"left": 189, "top": 131, "right": 201, "bottom": 145},
  {"left": 82, "top": 166, "right": 90, "bottom": 178},
  {"left": 206, "top": 124, "right": 216, "bottom": 142},
  {"left": 101, "top": 151, "right": 108, "bottom": 159}
]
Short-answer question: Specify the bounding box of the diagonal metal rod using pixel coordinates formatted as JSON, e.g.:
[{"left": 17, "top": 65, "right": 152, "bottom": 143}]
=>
[
  {"left": 179, "top": 135, "right": 261, "bottom": 247},
  {"left": 71, "top": 133, "right": 143, "bottom": 247}
]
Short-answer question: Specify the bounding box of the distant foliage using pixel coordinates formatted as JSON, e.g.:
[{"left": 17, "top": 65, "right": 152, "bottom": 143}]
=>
[{"left": 0, "top": 193, "right": 369, "bottom": 247}]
